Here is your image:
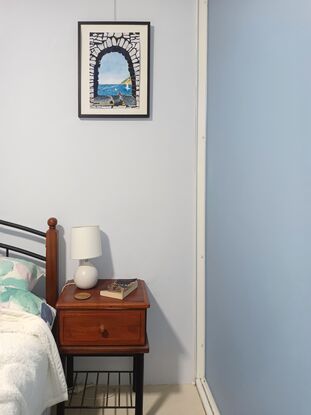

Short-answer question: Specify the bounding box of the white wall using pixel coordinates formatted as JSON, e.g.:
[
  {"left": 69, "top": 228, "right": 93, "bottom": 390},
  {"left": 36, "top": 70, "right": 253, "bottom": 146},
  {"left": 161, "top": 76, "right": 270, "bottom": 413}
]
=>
[{"left": 0, "top": 0, "right": 197, "bottom": 384}]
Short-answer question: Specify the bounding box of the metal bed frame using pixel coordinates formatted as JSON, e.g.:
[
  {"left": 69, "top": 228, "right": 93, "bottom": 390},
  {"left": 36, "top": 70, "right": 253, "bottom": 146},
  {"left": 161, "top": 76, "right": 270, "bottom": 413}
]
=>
[
  {"left": 0, "top": 217, "right": 59, "bottom": 307},
  {"left": 0, "top": 219, "right": 46, "bottom": 260}
]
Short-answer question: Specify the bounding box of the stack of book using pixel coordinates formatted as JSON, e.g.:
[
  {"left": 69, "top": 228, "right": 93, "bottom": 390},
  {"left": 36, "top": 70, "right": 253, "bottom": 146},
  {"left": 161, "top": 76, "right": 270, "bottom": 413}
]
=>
[{"left": 100, "top": 278, "right": 138, "bottom": 300}]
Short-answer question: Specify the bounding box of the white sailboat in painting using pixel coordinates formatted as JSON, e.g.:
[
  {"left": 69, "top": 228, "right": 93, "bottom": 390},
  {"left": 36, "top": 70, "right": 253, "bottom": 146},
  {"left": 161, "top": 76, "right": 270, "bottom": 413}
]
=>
[{"left": 122, "top": 76, "right": 131, "bottom": 93}]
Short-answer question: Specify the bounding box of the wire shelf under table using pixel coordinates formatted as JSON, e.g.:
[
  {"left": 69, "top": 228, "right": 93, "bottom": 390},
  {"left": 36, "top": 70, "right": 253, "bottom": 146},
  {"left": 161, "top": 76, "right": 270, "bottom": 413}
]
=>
[{"left": 65, "top": 370, "right": 136, "bottom": 410}]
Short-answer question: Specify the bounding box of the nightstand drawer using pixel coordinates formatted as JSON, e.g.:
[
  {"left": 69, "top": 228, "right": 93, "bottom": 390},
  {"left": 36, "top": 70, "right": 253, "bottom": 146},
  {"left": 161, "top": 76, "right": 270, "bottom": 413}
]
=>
[{"left": 59, "top": 310, "right": 146, "bottom": 346}]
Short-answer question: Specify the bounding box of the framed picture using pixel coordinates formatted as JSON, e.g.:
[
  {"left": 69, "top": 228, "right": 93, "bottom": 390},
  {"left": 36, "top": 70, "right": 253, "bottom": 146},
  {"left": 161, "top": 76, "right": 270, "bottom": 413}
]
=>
[{"left": 78, "top": 21, "right": 150, "bottom": 118}]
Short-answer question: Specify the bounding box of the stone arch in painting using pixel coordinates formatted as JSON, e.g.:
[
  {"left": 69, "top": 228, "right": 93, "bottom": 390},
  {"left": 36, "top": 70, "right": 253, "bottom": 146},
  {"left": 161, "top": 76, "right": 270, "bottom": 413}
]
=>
[
  {"left": 89, "top": 32, "right": 140, "bottom": 106},
  {"left": 94, "top": 46, "right": 137, "bottom": 98}
]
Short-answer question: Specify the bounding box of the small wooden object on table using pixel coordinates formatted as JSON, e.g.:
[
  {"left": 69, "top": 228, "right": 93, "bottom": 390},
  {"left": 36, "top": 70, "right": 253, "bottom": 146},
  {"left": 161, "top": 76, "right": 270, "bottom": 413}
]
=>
[{"left": 56, "top": 279, "right": 150, "bottom": 415}]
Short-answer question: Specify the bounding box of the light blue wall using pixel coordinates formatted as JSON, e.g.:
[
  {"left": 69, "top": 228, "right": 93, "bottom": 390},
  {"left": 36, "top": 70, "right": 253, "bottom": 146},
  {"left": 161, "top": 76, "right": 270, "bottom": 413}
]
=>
[
  {"left": 0, "top": 0, "right": 197, "bottom": 384},
  {"left": 206, "top": 1, "right": 311, "bottom": 414}
]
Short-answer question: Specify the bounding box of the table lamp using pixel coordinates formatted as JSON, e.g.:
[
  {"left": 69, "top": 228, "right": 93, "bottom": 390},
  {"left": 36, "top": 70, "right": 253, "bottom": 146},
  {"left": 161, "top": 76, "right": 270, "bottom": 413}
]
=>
[{"left": 71, "top": 225, "right": 102, "bottom": 289}]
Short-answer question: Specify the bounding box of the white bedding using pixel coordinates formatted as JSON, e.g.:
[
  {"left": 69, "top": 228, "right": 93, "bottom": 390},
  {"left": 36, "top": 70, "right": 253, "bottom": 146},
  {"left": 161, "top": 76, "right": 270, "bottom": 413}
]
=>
[{"left": 0, "top": 309, "right": 68, "bottom": 415}]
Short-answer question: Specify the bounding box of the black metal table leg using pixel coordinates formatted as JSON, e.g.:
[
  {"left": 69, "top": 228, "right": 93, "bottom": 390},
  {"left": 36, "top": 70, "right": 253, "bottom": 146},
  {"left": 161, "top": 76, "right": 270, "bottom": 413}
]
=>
[
  {"left": 135, "top": 354, "right": 144, "bottom": 415},
  {"left": 56, "top": 401, "right": 65, "bottom": 415},
  {"left": 67, "top": 355, "right": 74, "bottom": 388},
  {"left": 133, "top": 355, "right": 138, "bottom": 392}
]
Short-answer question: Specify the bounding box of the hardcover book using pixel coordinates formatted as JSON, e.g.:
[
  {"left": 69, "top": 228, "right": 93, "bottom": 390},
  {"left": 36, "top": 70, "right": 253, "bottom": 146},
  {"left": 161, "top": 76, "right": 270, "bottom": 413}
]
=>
[{"left": 100, "top": 279, "right": 138, "bottom": 300}]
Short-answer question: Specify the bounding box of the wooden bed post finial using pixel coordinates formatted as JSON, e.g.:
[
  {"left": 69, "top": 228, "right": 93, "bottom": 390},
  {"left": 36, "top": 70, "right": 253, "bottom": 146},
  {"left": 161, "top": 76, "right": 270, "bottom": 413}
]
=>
[
  {"left": 46, "top": 217, "right": 58, "bottom": 308},
  {"left": 48, "top": 217, "right": 58, "bottom": 229}
]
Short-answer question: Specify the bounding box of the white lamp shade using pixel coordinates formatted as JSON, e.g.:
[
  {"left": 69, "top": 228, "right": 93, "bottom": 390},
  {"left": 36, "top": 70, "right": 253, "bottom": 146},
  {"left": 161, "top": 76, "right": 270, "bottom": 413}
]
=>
[{"left": 71, "top": 226, "right": 102, "bottom": 260}]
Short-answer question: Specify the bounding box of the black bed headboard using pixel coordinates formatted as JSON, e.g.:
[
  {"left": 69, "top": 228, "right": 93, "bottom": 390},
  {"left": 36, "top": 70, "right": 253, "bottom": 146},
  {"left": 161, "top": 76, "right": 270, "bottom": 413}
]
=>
[
  {"left": 0, "top": 219, "right": 46, "bottom": 261},
  {"left": 0, "top": 218, "right": 59, "bottom": 307}
]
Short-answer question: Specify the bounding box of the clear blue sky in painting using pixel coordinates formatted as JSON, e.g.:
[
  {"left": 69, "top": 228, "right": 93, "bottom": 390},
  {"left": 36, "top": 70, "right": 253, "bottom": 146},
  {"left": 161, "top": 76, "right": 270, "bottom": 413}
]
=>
[{"left": 98, "top": 52, "right": 129, "bottom": 85}]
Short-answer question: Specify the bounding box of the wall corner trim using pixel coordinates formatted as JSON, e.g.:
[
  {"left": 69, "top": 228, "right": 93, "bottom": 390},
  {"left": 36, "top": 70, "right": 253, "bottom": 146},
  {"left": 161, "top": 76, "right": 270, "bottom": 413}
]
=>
[
  {"left": 196, "top": 377, "right": 221, "bottom": 415},
  {"left": 196, "top": 0, "right": 208, "bottom": 379}
]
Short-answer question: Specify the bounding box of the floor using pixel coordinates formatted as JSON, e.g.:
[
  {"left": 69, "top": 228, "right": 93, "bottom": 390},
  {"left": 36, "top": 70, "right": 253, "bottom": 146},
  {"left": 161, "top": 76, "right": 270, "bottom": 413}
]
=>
[{"left": 63, "top": 384, "right": 206, "bottom": 415}]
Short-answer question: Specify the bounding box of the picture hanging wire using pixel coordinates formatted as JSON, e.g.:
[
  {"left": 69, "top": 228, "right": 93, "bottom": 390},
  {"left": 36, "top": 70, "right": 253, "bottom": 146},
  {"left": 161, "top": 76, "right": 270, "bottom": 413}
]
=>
[{"left": 114, "top": 0, "right": 117, "bottom": 21}]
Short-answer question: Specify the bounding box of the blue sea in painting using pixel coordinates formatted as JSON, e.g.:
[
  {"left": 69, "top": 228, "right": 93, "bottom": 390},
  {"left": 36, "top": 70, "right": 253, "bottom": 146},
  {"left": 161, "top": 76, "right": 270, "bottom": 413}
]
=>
[{"left": 98, "top": 84, "right": 132, "bottom": 96}]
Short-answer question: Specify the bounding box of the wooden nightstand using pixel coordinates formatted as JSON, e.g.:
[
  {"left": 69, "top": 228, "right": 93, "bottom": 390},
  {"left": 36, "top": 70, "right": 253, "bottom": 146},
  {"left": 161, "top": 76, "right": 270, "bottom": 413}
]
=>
[{"left": 56, "top": 279, "right": 150, "bottom": 415}]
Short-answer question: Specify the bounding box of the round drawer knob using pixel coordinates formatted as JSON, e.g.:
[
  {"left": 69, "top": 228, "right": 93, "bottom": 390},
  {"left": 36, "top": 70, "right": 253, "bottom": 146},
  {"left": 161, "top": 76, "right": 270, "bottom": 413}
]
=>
[{"left": 100, "top": 324, "right": 106, "bottom": 334}]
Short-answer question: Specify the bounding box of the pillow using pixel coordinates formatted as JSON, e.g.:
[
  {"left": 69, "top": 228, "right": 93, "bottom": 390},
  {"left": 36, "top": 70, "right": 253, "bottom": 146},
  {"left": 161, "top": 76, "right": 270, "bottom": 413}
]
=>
[
  {"left": 0, "top": 286, "right": 56, "bottom": 328},
  {"left": 0, "top": 257, "right": 44, "bottom": 291}
]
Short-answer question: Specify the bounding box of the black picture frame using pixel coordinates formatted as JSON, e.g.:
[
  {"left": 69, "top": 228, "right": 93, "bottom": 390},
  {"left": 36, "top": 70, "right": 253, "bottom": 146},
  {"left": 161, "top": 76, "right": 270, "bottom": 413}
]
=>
[{"left": 78, "top": 21, "right": 150, "bottom": 118}]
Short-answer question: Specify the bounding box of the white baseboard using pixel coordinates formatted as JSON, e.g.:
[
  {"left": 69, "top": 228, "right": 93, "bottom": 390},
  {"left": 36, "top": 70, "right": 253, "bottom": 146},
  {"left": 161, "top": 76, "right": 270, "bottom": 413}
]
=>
[{"left": 195, "top": 377, "right": 221, "bottom": 415}]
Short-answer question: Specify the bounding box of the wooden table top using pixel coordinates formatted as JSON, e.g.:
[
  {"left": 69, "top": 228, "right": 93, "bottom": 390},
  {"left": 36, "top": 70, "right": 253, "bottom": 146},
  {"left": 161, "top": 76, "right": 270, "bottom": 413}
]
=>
[{"left": 56, "top": 279, "right": 150, "bottom": 310}]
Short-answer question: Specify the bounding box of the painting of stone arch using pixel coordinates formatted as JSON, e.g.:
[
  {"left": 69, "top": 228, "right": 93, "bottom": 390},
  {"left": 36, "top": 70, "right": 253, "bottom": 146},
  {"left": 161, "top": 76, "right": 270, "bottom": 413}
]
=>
[{"left": 79, "top": 22, "right": 150, "bottom": 118}]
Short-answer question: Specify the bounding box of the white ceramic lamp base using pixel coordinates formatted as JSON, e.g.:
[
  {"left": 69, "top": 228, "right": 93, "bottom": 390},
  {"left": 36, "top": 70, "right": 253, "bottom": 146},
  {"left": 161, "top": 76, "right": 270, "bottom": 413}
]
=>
[{"left": 74, "top": 260, "right": 98, "bottom": 289}]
